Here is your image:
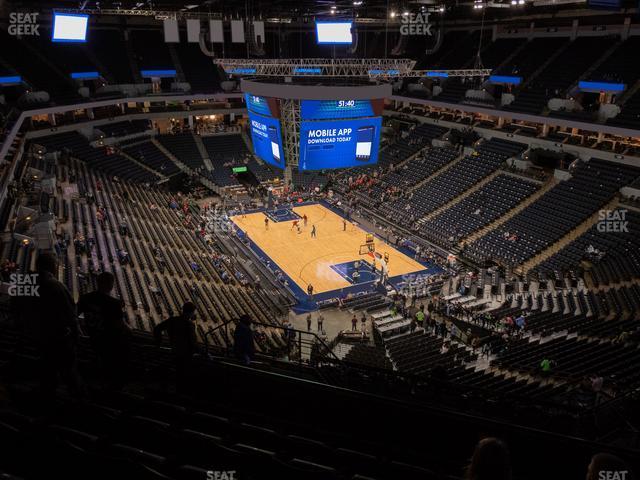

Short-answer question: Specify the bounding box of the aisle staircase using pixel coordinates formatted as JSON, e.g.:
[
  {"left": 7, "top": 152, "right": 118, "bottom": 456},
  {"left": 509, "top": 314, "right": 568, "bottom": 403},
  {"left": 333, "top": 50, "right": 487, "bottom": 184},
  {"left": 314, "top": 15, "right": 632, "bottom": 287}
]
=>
[{"left": 192, "top": 133, "right": 214, "bottom": 171}]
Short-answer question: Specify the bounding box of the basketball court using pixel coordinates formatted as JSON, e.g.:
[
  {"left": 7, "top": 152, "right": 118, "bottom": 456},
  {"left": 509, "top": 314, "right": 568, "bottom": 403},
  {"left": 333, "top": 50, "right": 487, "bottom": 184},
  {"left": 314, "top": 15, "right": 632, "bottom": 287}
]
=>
[{"left": 230, "top": 203, "right": 429, "bottom": 295}]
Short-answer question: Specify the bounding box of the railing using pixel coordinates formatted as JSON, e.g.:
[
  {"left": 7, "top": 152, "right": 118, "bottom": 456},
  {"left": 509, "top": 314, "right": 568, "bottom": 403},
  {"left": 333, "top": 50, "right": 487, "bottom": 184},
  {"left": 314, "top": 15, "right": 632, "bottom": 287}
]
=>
[
  {"left": 198, "top": 316, "right": 588, "bottom": 420},
  {"left": 1, "top": 300, "right": 634, "bottom": 443},
  {"left": 202, "top": 318, "right": 340, "bottom": 365}
]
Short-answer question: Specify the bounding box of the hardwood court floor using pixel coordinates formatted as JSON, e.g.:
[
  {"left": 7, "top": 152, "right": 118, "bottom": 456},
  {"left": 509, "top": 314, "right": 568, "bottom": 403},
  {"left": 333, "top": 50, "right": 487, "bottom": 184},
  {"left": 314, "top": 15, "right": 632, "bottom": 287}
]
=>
[{"left": 230, "top": 203, "right": 425, "bottom": 294}]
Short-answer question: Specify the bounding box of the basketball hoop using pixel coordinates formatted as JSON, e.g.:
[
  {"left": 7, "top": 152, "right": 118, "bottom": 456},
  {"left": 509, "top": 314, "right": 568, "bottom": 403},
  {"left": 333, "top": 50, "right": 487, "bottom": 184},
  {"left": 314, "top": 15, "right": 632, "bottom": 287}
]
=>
[{"left": 359, "top": 243, "right": 375, "bottom": 255}]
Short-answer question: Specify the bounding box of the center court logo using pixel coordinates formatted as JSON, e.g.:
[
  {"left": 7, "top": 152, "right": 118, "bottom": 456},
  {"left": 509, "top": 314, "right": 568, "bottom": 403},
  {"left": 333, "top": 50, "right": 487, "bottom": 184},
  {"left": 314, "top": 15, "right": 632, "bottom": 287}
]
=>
[
  {"left": 597, "top": 209, "right": 629, "bottom": 233},
  {"left": 400, "top": 13, "right": 433, "bottom": 36},
  {"left": 7, "top": 273, "right": 40, "bottom": 297},
  {"left": 8, "top": 12, "right": 40, "bottom": 36}
]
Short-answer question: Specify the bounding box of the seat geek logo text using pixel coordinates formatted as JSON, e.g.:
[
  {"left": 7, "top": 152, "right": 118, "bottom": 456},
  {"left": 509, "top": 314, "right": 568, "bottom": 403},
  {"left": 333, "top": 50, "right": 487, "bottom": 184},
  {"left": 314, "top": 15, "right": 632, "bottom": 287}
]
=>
[{"left": 8, "top": 12, "right": 40, "bottom": 36}]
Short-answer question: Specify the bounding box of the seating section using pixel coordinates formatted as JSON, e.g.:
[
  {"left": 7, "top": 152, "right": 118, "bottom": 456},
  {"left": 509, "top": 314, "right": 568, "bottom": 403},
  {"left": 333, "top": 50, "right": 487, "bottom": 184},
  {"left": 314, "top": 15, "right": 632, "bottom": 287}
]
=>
[
  {"left": 29, "top": 32, "right": 97, "bottom": 77},
  {"left": 343, "top": 343, "right": 393, "bottom": 370},
  {"left": 0, "top": 30, "right": 78, "bottom": 102},
  {"left": 532, "top": 208, "right": 640, "bottom": 285},
  {"left": 496, "top": 37, "right": 568, "bottom": 80},
  {"left": 89, "top": 29, "right": 135, "bottom": 84},
  {"left": 466, "top": 159, "right": 640, "bottom": 267},
  {"left": 352, "top": 147, "right": 458, "bottom": 211},
  {"left": 607, "top": 91, "right": 640, "bottom": 129},
  {"left": 420, "top": 174, "right": 540, "bottom": 248},
  {"left": 351, "top": 123, "right": 448, "bottom": 176},
  {"left": 505, "top": 37, "right": 616, "bottom": 114},
  {"left": 173, "top": 43, "right": 223, "bottom": 93},
  {"left": 378, "top": 138, "right": 526, "bottom": 226},
  {"left": 202, "top": 135, "right": 248, "bottom": 187},
  {"left": 62, "top": 160, "right": 284, "bottom": 346},
  {"left": 384, "top": 330, "right": 474, "bottom": 376},
  {"left": 588, "top": 35, "right": 640, "bottom": 87},
  {"left": 496, "top": 37, "right": 569, "bottom": 114},
  {"left": 247, "top": 157, "right": 280, "bottom": 183},
  {"left": 123, "top": 140, "right": 181, "bottom": 176},
  {"left": 203, "top": 134, "right": 248, "bottom": 166},
  {"left": 493, "top": 328, "right": 640, "bottom": 389},
  {"left": 33, "top": 132, "right": 158, "bottom": 183},
  {"left": 0, "top": 325, "right": 471, "bottom": 480},
  {"left": 435, "top": 30, "right": 489, "bottom": 69},
  {"left": 157, "top": 133, "right": 205, "bottom": 170},
  {"left": 291, "top": 170, "right": 328, "bottom": 191},
  {"left": 479, "top": 38, "right": 527, "bottom": 70},
  {"left": 130, "top": 30, "right": 174, "bottom": 72}
]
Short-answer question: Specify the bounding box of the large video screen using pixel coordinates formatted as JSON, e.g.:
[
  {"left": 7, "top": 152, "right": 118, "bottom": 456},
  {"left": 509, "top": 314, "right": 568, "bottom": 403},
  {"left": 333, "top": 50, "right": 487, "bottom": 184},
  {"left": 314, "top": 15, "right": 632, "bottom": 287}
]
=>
[
  {"left": 301, "top": 99, "right": 383, "bottom": 120},
  {"left": 247, "top": 112, "right": 285, "bottom": 169},
  {"left": 316, "top": 22, "right": 353, "bottom": 44},
  {"left": 52, "top": 13, "right": 89, "bottom": 42},
  {"left": 299, "top": 117, "right": 382, "bottom": 171}
]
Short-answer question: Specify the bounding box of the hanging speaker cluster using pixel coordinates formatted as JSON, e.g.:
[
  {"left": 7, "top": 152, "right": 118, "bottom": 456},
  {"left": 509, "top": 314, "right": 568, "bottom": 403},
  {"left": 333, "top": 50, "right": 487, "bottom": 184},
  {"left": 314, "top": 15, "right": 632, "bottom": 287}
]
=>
[{"left": 162, "top": 18, "right": 265, "bottom": 46}]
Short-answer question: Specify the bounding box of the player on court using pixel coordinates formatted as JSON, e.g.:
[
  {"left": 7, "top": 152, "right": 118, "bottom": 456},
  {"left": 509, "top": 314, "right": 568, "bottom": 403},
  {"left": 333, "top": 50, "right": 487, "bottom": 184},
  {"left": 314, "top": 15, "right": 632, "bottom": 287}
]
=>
[
  {"left": 343, "top": 219, "right": 347, "bottom": 231},
  {"left": 311, "top": 225, "right": 316, "bottom": 238},
  {"left": 291, "top": 219, "right": 299, "bottom": 230},
  {"left": 303, "top": 214, "right": 308, "bottom": 227},
  {"left": 264, "top": 217, "right": 269, "bottom": 230}
]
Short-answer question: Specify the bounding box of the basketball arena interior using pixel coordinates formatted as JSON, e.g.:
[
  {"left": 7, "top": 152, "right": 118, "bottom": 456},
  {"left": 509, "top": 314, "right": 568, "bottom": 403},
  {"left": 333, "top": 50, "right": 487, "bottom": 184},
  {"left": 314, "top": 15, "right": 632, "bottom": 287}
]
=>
[{"left": 1, "top": 0, "right": 640, "bottom": 478}]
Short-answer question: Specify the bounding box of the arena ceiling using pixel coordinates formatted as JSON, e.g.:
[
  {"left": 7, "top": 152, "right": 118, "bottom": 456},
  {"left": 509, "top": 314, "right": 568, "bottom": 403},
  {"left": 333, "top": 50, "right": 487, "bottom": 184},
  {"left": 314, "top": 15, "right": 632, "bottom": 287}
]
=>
[{"left": 2, "top": 0, "right": 636, "bottom": 22}]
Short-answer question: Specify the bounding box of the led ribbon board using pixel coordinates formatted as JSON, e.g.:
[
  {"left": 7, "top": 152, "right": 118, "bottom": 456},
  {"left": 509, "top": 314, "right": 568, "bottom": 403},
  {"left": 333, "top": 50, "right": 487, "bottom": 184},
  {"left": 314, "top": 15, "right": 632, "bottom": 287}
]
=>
[
  {"left": 140, "top": 70, "right": 177, "bottom": 78},
  {"left": 301, "top": 100, "right": 378, "bottom": 120},
  {"left": 489, "top": 75, "right": 522, "bottom": 85},
  {"left": 71, "top": 71, "right": 100, "bottom": 80},
  {"left": 0, "top": 75, "right": 22, "bottom": 85},
  {"left": 578, "top": 81, "right": 625, "bottom": 93},
  {"left": 245, "top": 94, "right": 274, "bottom": 117}
]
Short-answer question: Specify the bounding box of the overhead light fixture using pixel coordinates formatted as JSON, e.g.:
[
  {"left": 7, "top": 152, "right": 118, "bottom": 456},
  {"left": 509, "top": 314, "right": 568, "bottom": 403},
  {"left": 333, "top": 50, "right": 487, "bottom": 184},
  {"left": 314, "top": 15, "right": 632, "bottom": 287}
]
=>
[
  {"left": 402, "top": 11, "right": 409, "bottom": 16},
  {"left": 390, "top": 10, "right": 396, "bottom": 17},
  {"left": 439, "top": 6, "right": 445, "bottom": 11},
  {"left": 353, "top": 0, "right": 363, "bottom": 5}
]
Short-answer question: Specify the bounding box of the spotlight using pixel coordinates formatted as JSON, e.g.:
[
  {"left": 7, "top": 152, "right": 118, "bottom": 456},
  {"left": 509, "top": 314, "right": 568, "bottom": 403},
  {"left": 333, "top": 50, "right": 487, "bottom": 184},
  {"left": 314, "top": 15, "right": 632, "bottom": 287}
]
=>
[
  {"left": 353, "top": 0, "right": 363, "bottom": 4},
  {"left": 402, "top": 11, "right": 409, "bottom": 16},
  {"left": 439, "top": 6, "right": 445, "bottom": 11},
  {"left": 390, "top": 10, "right": 396, "bottom": 17}
]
